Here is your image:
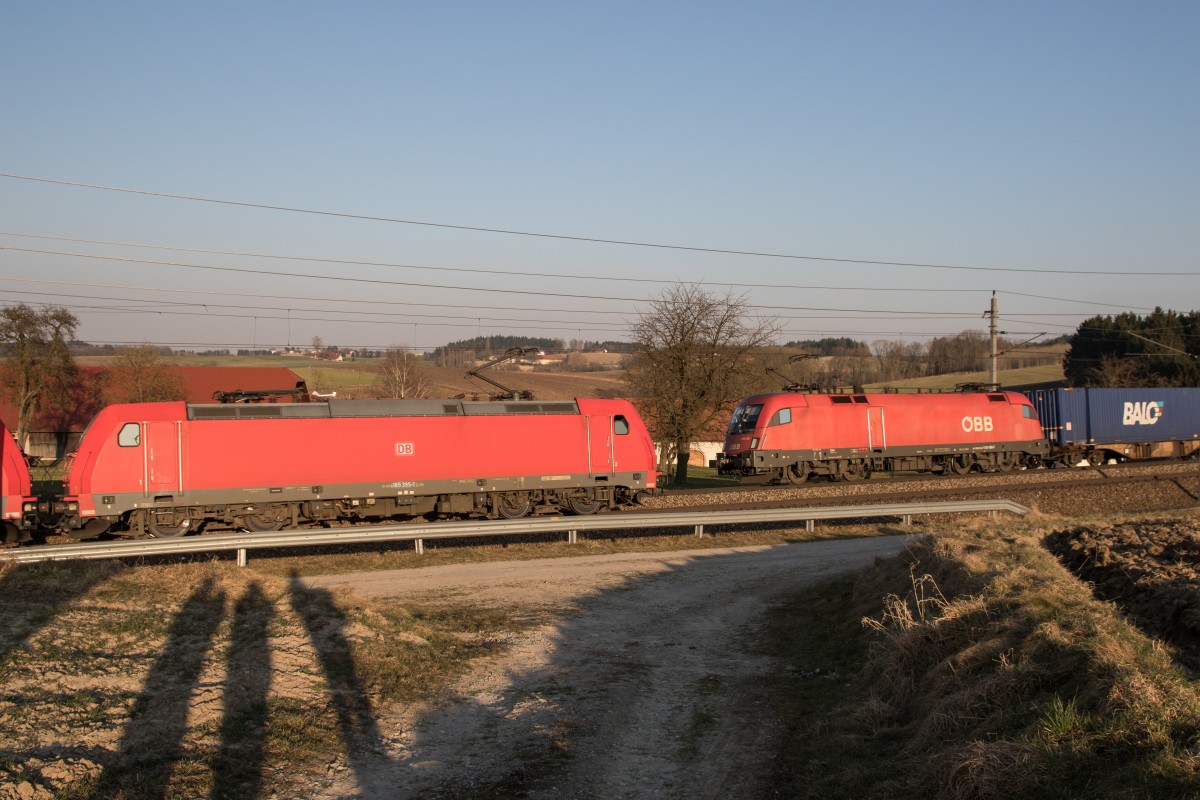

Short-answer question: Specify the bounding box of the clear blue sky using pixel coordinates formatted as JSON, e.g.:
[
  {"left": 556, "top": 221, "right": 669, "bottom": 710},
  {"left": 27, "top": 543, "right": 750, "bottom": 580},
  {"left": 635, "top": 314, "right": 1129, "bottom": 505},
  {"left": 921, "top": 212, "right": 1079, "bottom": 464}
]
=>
[{"left": 2, "top": 1, "right": 1196, "bottom": 353}]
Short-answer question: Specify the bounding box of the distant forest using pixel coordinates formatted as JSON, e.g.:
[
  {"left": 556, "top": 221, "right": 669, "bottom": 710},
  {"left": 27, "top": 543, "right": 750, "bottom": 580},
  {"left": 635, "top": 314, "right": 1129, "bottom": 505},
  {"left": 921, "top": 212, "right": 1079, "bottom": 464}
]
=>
[
  {"left": 782, "top": 337, "right": 871, "bottom": 356},
  {"left": 429, "top": 337, "right": 635, "bottom": 367}
]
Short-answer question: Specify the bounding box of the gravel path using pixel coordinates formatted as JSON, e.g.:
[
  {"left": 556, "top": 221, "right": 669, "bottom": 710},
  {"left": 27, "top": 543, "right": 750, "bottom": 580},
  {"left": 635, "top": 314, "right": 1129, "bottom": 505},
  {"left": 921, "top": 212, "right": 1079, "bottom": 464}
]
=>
[{"left": 302, "top": 536, "right": 912, "bottom": 799}]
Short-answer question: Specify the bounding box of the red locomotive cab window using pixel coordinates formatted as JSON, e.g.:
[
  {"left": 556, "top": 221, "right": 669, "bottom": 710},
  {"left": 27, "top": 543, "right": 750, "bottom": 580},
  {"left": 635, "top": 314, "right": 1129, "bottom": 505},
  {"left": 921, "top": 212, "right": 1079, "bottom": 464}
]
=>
[
  {"left": 1023, "top": 405, "right": 1038, "bottom": 420},
  {"left": 117, "top": 423, "right": 141, "bottom": 447},
  {"left": 614, "top": 416, "right": 630, "bottom": 435},
  {"left": 768, "top": 408, "right": 792, "bottom": 426},
  {"left": 728, "top": 404, "right": 763, "bottom": 433}
]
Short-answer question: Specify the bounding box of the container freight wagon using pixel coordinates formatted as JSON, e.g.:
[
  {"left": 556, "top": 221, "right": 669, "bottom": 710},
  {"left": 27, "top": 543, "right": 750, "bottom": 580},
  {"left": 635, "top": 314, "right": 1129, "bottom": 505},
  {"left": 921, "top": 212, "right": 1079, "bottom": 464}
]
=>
[
  {"left": 717, "top": 390, "right": 1047, "bottom": 484},
  {"left": 1024, "top": 387, "right": 1200, "bottom": 466},
  {"left": 1, "top": 421, "right": 36, "bottom": 544},
  {"left": 56, "top": 397, "right": 657, "bottom": 539}
]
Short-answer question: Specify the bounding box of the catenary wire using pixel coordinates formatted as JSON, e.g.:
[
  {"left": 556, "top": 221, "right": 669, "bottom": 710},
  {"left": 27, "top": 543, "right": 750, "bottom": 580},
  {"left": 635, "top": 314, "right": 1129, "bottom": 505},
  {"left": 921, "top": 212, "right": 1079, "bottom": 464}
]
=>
[
  {"left": 0, "top": 247, "right": 1148, "bottom": 318},
  {"left": 0, "top": 231, "right": 1162, "bottom": 312},
  {"left": 2, "top": 173, "right": 1195, "bottom": 276}
]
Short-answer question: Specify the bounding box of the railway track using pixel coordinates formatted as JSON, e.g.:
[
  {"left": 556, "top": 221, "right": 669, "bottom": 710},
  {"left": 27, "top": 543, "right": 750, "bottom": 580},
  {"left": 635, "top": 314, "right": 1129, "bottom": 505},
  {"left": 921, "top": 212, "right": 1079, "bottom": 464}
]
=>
[
  {"left": 7, "top": 461, "right": 1196, "bottom": 556},
  {"left": 646, "top": 460, "right": 1200, "bottom": 517}
]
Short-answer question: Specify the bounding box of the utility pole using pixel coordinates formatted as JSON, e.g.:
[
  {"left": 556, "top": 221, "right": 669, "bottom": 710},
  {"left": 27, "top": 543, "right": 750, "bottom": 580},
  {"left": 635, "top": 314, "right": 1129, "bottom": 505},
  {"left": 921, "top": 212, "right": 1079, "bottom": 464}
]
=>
[{"left": 988, "top": 291, "right": 998, "bottom": 387}]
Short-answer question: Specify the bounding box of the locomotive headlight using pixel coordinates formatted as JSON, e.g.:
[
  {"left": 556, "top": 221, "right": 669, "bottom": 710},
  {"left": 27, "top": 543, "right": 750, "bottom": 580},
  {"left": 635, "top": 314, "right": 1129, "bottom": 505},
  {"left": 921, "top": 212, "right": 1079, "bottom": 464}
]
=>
[
  {"left": 22, "top": 502, "right": 36, "bottom": 513},
  {"left": 750, "top": 438, "right": 759, "bottom": 449}
]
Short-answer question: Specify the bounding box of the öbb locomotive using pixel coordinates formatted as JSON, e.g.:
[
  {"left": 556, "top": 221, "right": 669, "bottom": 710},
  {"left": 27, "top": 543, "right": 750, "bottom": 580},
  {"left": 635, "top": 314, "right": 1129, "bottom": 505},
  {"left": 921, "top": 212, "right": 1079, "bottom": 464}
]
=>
[
  {"left": 717, "top": 390, "right": 1048, "bottom": 484},
  {"left": 54, "top": 397, "right": 657, "bottom": 539},
  {"left": 717, "top": 386, "right": 1200, "bottom": 483}
]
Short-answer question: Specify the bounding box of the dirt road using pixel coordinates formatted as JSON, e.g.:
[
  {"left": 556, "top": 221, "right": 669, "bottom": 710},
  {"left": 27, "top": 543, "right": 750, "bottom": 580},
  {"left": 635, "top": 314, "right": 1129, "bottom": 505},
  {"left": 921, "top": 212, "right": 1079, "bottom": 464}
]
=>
[{"left": 302, "top": 534, "right": 913, "bottom": 799}]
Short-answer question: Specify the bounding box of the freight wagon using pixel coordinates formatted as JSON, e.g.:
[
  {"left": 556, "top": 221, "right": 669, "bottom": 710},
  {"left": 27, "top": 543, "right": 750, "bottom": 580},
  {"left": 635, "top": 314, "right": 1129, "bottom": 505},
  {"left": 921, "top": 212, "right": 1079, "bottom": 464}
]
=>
[
  {"left": 717, "top": 390, "right": 1048, "bottom": 483},
  {"left": 1024, "top": 387, "right": 1200, "bottom": 466},
  {"left": 1, "top": 422, "right": 37, "bottom": 544},
  {"left": 56, "top": 397, "right": 657, "bottom": 539}
]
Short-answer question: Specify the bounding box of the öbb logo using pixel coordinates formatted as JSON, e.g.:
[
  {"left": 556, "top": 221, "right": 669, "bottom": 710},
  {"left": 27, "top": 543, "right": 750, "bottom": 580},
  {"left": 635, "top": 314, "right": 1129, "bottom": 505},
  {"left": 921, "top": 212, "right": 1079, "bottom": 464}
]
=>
[
  {"left": 962, "top": 416, "right": 993, "bottom": 433},
  {"left": 1122, "top": 401, "right": 1163, "bottom": 426}
]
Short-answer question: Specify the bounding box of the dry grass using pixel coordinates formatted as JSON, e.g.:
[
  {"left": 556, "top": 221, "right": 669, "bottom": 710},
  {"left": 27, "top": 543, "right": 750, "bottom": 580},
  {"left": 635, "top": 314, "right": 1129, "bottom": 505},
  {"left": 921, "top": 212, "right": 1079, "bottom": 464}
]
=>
[{"left": 759, "top": 511, "right": 1200, "bottom": 799}]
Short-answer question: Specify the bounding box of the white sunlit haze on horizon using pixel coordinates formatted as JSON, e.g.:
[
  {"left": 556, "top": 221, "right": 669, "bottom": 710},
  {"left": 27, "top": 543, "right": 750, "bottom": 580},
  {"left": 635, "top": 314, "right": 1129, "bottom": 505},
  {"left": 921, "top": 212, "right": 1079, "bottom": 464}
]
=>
[{"left": 0, "top": 1, "right": 1196, "bottom": 354}]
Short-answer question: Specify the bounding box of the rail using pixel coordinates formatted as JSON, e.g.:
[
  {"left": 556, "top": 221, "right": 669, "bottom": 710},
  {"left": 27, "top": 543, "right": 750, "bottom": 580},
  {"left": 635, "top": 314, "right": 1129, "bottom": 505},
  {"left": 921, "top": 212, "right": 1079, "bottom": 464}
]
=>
[{"left": 0, "top": 499, "right": 1029, "bottom": 566}]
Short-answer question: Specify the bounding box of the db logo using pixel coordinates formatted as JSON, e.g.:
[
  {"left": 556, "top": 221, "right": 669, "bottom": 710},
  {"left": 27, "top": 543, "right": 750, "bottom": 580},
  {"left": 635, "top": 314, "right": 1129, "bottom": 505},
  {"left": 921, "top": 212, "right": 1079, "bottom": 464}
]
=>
[
  {"left": 395, "top": 442, "right": 415, "bottom": 456},
  {"left": 962, "top": 416, "right": 994, "bottom": 433}
]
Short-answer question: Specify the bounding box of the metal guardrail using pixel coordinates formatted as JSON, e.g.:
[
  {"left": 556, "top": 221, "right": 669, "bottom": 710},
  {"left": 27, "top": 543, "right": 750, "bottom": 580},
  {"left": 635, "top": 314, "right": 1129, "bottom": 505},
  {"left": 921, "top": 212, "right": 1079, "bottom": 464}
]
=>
[{"left": 0, "top": 499, "right": 1029, "bottom": 566}]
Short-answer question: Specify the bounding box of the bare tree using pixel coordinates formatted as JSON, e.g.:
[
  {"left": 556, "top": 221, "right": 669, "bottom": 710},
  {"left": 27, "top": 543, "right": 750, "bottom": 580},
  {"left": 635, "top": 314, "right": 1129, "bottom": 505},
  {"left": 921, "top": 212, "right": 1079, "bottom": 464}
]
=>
[
  {"left": 374, "top": 349, "right": 430, "bottom": 399},
  {"left": 1087, "top": 353, "right": 1158, "bottom": 387},
  {"left": 0, "top": 304, "right": 78, "bottom": 448},
  {"left": 872, "top": 339, "right": 926, "bottom": 381},
  {"left": 109, "top": 344, "right": 187, "bottom": 403},
  {"left": 627, "top": 285, "right": 778, "bottom": 485}
]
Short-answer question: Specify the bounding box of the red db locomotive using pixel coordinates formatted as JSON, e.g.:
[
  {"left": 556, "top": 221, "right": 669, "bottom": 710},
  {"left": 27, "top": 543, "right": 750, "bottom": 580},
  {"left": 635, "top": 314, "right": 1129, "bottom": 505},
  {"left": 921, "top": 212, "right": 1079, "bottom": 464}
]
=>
[
  {"left": 56, "top": 397, "right": 657, "bottom": 539},
  {"left": 1, "top": 421, "right": 37, "bottom": 544}
]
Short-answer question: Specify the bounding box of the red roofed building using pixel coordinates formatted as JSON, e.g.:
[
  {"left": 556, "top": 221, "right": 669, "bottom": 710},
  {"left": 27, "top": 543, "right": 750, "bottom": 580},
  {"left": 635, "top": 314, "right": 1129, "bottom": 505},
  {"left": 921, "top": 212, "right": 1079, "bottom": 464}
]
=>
[
  {"left": 0, "top": 366, "right": 307, "bottom": 459},
  {"left": 161, "top": 367, "right": 308, "bottom": 405}
]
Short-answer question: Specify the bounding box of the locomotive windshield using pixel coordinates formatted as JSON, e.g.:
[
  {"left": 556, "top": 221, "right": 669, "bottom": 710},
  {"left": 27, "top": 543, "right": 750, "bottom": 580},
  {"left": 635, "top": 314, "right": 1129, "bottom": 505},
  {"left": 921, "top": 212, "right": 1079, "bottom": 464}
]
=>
[{"left": 727, "top": 403, "right": 763, "bottom": 434}]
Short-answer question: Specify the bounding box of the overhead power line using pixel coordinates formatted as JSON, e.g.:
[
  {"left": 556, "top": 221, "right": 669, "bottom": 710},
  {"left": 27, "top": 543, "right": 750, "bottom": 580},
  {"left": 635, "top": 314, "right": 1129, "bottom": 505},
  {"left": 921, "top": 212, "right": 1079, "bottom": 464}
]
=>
[
  {"left": 2, "top": 172, "right": 1195, "bottom": 276},
  {"left": 0, "top": 247, "right": 1149, "bottom": 318},
  {"left": 0, "top": 232, "right": 1163, "bottom": 312}
]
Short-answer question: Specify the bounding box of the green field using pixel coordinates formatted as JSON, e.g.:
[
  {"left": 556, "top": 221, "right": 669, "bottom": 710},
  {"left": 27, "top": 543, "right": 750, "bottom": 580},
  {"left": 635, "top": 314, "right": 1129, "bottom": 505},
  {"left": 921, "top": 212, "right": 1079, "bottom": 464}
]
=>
[{"left": 865, "top": 362, "right": 1065, "bottom": 391}]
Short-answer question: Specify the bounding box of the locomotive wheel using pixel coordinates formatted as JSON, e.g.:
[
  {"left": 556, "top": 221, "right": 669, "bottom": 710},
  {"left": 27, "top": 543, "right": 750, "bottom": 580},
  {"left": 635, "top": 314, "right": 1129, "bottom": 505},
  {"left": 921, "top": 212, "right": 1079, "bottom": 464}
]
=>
[
  {"left": 145, "top": 511, "right": 191, "bottom": 538},
  {"left": 242, "top": 514, "right": 285, "bottom": 533},
  {"left": 784, "top": 462, "right": 811, "bottom": 486},
  {"left": 947, "top": 455, "right": 972, "bottom": 475},
  {"left": 995, "top": 452, "right": 1018, "bottom": 472},
  {"left": 567, "top": 494, "right": 603, "bottom": 515},
  {"left": 496, "top": 494, "right": 532, "bottom": 519},
  {"left": 841, "top": 460, "right": 870, "bottom": 482}
]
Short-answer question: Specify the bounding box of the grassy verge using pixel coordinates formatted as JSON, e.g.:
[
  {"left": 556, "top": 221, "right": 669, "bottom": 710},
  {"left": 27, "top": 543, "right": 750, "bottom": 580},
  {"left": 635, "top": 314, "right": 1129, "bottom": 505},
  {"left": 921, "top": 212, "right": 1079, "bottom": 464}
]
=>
[
  {"left": 658, "top": 465, "right": 745, "bottom": 490},
  {"left": 757, "top": 513, "right": 1200, "bottom": 799},
  {"left": 0, "top": 559, "right": 525, "bottom": 799}
]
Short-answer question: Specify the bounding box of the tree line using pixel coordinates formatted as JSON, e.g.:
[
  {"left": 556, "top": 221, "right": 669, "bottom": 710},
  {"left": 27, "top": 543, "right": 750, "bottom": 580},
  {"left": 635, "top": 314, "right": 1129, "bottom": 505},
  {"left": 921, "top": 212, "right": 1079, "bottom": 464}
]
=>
[{"left": 1063, "top": 309, "right": 1200, "bottom": 387}]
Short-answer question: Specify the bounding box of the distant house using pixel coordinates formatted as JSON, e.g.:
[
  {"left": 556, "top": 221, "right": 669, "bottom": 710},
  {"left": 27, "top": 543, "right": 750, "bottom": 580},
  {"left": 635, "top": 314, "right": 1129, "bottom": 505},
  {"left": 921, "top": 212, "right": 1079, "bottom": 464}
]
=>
[
  {"left": 0, "top": 366, "right": 307, "bottom": 460},
  {"left": 630, "top": 399, "right": 734, "bottom": 470}
]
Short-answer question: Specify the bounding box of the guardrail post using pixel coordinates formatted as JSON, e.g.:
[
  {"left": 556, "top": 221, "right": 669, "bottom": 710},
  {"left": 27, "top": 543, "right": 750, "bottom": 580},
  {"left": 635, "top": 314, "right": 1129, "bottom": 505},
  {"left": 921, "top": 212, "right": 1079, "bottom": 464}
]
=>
[
  {"left": 902, "top": 514, "right": 912, "bottom": 526},
  {"left": 695, "top": 524, "right": 704, "bottom": 538},
  {"left": 806, "top": 520, "right": 814, "bottom": 533},
  {"left": 568, "top": 530, "right": 578, "bottom": 544},
  {"left": 237, "top": 548, "right": 248, "bottom": 567},
  {"left": 415, "top": 538, "right": 424, "bottom": 555}
]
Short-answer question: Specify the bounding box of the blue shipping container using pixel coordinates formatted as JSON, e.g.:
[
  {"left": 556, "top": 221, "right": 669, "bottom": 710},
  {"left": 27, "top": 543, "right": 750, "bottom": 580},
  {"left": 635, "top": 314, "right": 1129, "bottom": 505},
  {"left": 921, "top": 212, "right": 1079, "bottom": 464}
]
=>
[{"left": 1024, "top": 387, "right": 1200, "bottom": 447}]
